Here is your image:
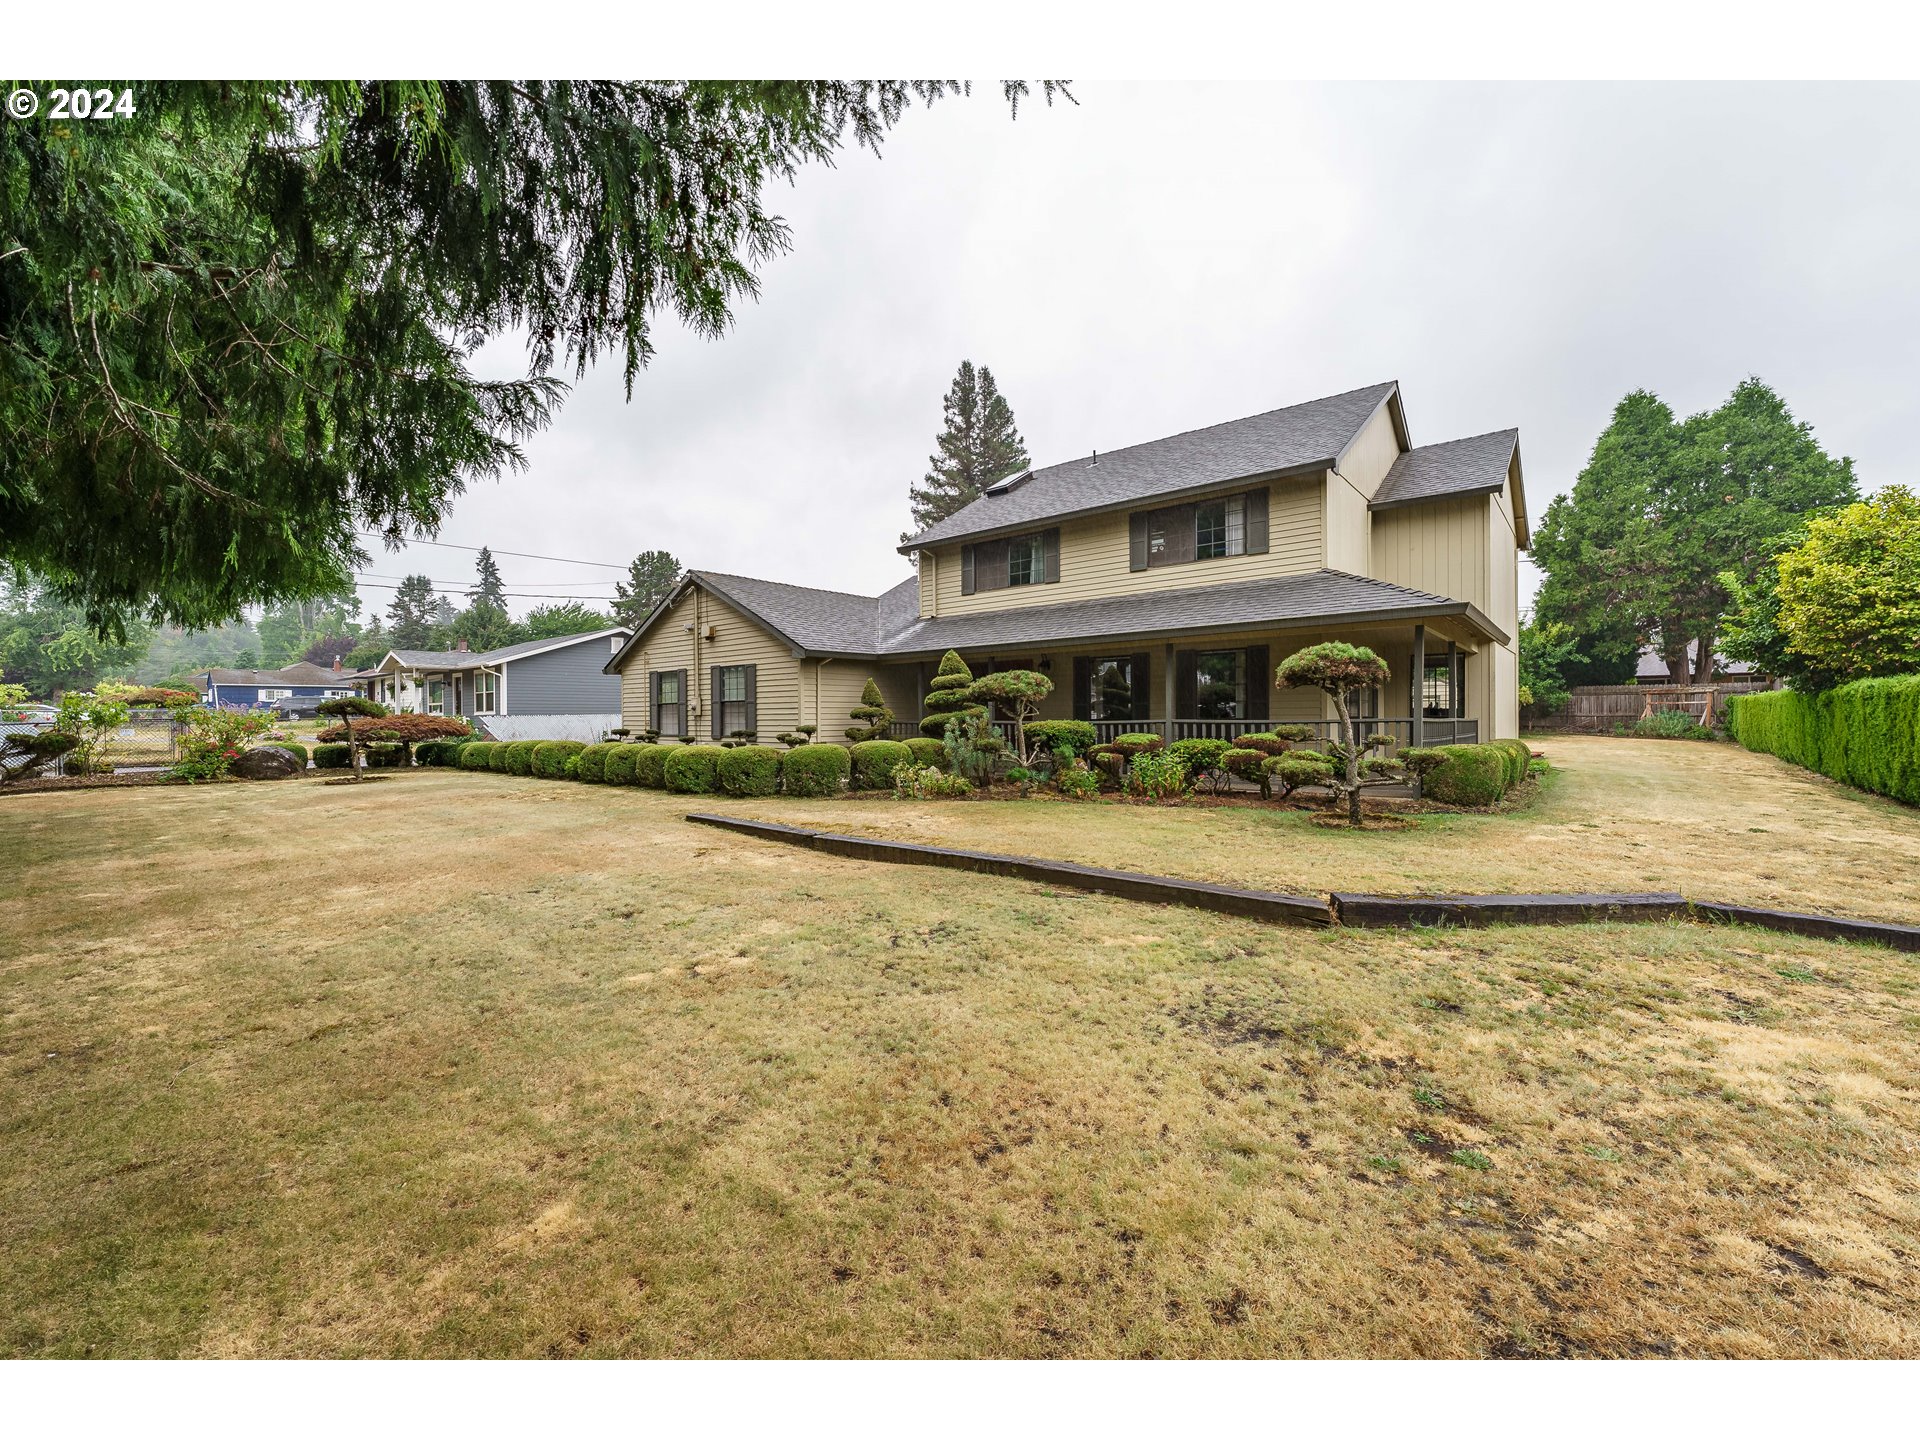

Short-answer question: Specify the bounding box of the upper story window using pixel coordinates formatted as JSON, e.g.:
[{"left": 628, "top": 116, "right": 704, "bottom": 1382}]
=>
[
  {"left": 962, "top": 528, "right": 1059, "bottom": 595},
  {"left": 1132, "top": 487, "right": 1269, "bottom": 571}
]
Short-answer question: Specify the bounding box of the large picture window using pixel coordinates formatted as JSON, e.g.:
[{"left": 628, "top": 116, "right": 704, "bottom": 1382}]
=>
[
  {"left": 1193, "top": 651, "right": 1245, "bottom": 720},
  {"left": 473, "top": 672, "right": 497, "bottom": 714},
  {"left": 652, "top": 669, "right": 684, "bottom": 736}
]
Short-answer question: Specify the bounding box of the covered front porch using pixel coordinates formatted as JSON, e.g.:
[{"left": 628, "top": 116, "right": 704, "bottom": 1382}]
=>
[{"left": 883, "top": 617, "right": 1494, "bottom": 751}]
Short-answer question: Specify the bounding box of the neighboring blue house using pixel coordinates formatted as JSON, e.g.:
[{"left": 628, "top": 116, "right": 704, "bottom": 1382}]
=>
[
  {"left": 197, "top": 661, "right": 360, "bottom": 710},
  {"left": 349, "top": 628, "right": 631, "bottom": 742}
]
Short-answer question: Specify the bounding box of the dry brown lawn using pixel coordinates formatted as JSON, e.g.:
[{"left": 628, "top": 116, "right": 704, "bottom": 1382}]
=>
[{"left": 2, "top": 738, "right": 1917, "bottom": 1358}]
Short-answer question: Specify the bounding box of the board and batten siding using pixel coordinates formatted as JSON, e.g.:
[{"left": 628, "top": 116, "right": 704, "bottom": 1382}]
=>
[
  {"left": 921, "top": 476, "right": 1323, "bottom": 620},
  {"left": 499, "top": 636, "right": 626, "bottom": 715},
  {"left": 800, "top": 660, "right": 920, "bottom": 737},
  {"left": 1335, "top": 399, "right": 1404, "bottom": 499},
  {"left": 615, "top": 587, "right": 804, "bottom": 737},
  {"left": 1368, "top": 495, "right": 1492, "bottom": 615}
]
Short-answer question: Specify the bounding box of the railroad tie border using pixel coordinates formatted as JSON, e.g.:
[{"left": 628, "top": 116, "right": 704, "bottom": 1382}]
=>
[{"left": 684, "top": 814, "right": 1920, "bottom": 954}]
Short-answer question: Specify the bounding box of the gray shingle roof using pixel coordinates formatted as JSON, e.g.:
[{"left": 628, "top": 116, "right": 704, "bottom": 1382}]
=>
[
  {"left": 696, "top": 570, "right": 918, "bottom": 655},
  {"left": 378, "top": 629, "right": 628, "bottom": 672},
  {"left": 1371, "top": 429, "right": 1519, "bottom": 513},
  {"left": 880, "top": 569, "right": 1504, "bottom": 656},
  {"left": 900, "top": 382, "right": 1400, "bottom": 552},
  {"left": 201, "top": 664, "right": 354, "bottom": 687}
]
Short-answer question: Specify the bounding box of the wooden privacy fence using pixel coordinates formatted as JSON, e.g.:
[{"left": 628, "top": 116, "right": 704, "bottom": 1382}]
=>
[{"left": 1529, "top": 682, "right": 1776, "bottom": 733}]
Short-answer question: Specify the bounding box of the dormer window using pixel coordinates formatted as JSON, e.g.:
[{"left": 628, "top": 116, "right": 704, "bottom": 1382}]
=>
[{"left": 961, "top": 528, "right": 1059, "bottom": 595}]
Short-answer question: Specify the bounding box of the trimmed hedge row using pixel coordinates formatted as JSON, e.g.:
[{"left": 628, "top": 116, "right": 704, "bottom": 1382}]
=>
[
  {"left": 314, "top": 743, "right": 351, "bottom": 769},
  {"left": 849, "top": 739, "right": 912, "bottom": 790},
  {"left": 459, "top": 741, "right": 498, "bottom": 770},
  {"left": 1726, "top": 678, "right": 1920, "bottom": 804},
  {"left": 271, "top": 740, "right": 310, "bottom": 768},
  {"left": 532, "top": 740, "right": 587, "bottom": 779}
]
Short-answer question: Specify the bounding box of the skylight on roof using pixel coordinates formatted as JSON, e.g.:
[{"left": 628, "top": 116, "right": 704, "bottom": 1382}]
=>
[{"left": 982, "top": 469, "right": 1032, "bottom": 495}]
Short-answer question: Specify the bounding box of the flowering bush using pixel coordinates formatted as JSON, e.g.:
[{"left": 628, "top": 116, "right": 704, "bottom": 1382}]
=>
[
  {"left": 891, "top": 761, "right": 973, "bottom": 799},
  {"left": 168, "top": 704, "right": 274, "bottom": 782}
]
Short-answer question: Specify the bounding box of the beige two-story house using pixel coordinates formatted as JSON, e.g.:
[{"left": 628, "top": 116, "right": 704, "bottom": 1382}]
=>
[{"left": 605, "top": 381, "right": 1527, "bottom": 747}]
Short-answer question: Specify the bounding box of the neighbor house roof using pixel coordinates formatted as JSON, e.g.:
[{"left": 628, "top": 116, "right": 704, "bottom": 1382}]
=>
[
  {"left": 606, "top": 566, "right": 1505, "bottom": 673},
  {"left": 898, "top": 382, "right": 1405, "bottom": 553},
  {"left": 369, "top": 628, "right": 630, "bottom": 675},
  {"left": 880, "top": 570, "right": 1507, "bottom": 657},
  {"left": 1371, "top": 429, "right": 1528, "bottom": 544},
  {"left": 200, "top": 664, "right": 356, "bottom": 688}
]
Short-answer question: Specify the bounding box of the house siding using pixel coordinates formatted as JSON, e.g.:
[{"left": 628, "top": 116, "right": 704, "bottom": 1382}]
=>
[
  {"left": 617, "top": 587, "right": 803, "bottom": 737},
  {"left": 501, "top": 636, "right": 626, "bottom": 715},
  {"left": 925, "top": 475, "right": 1323, "bottom": 618}
]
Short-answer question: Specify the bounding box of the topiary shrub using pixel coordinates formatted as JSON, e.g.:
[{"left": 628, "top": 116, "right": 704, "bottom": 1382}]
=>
[
  {"left": 315, "top": 695, "right": 390, "bottom": 779},
  {"left": 849, "top": 739, "right": 913, "bottom": 790},
  {"left": 1108, "top": 732, "right": 1165, "bottom": 756},
  {"left": 921, "top": 649, "right": 984, "bottom": 738},
  {"left": 271, "top": 740, "right": 311, "bottom": 769},
  {"left": 503, "top": 740, "right": 540, "bottom": 776},
  {"left": 485, "top": 741, "right": 513, "bottom": 772},
  {"left": 362, "top": 741, "right": 403, "bottom": 769},
  {"left": 575, "top": 742, "right": 619, "bottom": 783},
  {"left": 903, "top": 736, "right": 946, "bottom": 770},
  {"left": 459, "top": 741, "right": 498, "bottom": 771},
  {"left": 313, "top": 742, "right": 352, "bottom": 769},
  {"left": 602, "top": 744, "right": 641, "bottom": 785},
  {"left": 1025, "top": 719, "right": 1097, "bottom": 756},
  {"left": 664, "top": 744, "right": 726, "bottom": 794},
  {"left": 1276, "top": 642, "right": 1394, "bottom": 826},
  {"left": 1491, "top": 737, "right": 1534, "bottom": 787},
  {"left": 1421, "top": 744, "right": 1508, "bottom": 807},
  {"left": 845, "top": 678, "right": 895, "bottom": 743},
  {"left": 964, "top": 669, "right": 1053, "bottom": 765},
  {"left": 781, "top": 742, "right": 849, "bottom": 797},
  {"left": 716, "top": 744, "right": 781, "bottom": 797},
  {"left": 1266, "top": 752, "right": 1334, "bottom": 800},
  {"left": 630, "top": 742, "right": 673, "bottom": 788},
  {"left": 1222, "top": 746, "right": 1269, "bottom": 797},
  {"left": 1396, "top": 747, "right": 1449, "bottom": 797},
  {"left": 415, "top": 739, "right": 472, "bottom": 767}
]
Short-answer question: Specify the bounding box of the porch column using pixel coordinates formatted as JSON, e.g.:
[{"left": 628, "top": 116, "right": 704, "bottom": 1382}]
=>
[
  {"left": 1161, "top": 642, "right": 1175, "bottom": 742},
  {"left": 1410, "top": 624, "right": 1425, "bottom": 748}
]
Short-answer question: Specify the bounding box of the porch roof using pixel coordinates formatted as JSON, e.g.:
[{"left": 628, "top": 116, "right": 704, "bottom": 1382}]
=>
[{"left": 877, "top": 568, "right": 1507, "bottom": 660}]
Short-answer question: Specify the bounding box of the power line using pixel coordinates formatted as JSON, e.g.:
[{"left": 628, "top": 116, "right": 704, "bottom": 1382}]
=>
[
  {"left": 354, "top": 579, "right": 623, "bottom": 602},
  {"left": 356, "top": 571, "right": 620, "bottom": 589},
  {"left": 355, "top": 532, "right": 629, "bottom": 570}
]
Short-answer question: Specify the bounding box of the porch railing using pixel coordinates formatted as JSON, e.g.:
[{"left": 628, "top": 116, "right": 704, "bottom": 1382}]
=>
[{"left": 893, "top": 717, "right": 1479, "bottom": 749}]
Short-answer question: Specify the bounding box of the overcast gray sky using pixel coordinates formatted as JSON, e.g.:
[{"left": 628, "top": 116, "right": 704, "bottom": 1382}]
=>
[{"left": 357, "top": 80, "right": 1920, "bottom": 621}]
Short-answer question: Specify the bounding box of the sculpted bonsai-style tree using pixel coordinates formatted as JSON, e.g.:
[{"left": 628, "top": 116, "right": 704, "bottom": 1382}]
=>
[
  {"left": 965, "top": 668, "right": 1053, "bottom": 767},
  {"left": 315, "top": 696, "right": 389, "bottom": 779},
  {"left": 845, "top": 678, "right": 895, "bottom": 742},
  {"left": 921, "top": 649, "right": 982, "bottom": 738},
  {"left": 316, "top": 711, "right": 468, "bottom": 766},
  {"left": 1275, "top": 642, "right": 1393, "bottom": 826}
]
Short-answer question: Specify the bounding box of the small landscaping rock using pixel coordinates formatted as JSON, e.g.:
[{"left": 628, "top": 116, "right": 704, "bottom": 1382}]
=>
[{"left": 231, "top": 745, "right": 305, "bottom": 780}]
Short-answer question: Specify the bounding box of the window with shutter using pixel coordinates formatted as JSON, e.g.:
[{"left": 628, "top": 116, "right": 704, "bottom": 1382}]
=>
[
  {"left": 1137, "top": 489, "right": 1262, "bottom": 569},
  {"left": 716, "top": 664, "right": 754, "bottom": 737}
]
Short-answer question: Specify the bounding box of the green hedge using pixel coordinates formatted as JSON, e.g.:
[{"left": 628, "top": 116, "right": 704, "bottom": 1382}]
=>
[
  {"left": 1025, "top": 719, "right": 1098, "bottom": 757},
  {"left": 502, "top": 740, "right": 540, "bottom": 776},
  {"left": 362, "top": 742, "right": 403, "bottom": 769},
  {"left": 1490, "top": 737, "right": 1532, "bottom": 789},
  {"left": 485, "top": 741, "right": 514, "bottom": 773},
  {"left": 630, "top": 743, "right": 674, "bottom": 789},
  {"left": 602, "top": 745, "right": 640, "bottom": 785},
  {"left": 664, "top": 744, "right": 727, "bottom": 794},
  {"left": 575, "top": 742, "right": 619, "bottom": 783},
  {"left": 268, "top": 740, "right": 310, "bottom": 768},
  {"left": 460, "top": 741, "right": 498, "bottom": 771},
  {"left": 903, "top": 736, "right": 946, "bottom": 770},
  {"left": 415, "top": 739, "right": 469, "bottom": 767},
  {"left": 781, "top": 743, "right": 849, "bottom": 797},
  {"left": 717, "top": 744, "right": 782, "bottom": 797},
  {"left": 313, "top": 742, "right": 351, "bottom": 769},
  {"left": 532, "top": 740, "right": 587, "bottom": 779},
  {"left": 1727, "top": 678, "right": 1920, "bottom": 805},
  {"left": 849, "top": 739, "right": 912, "bottom": 790},
  {"left": 1421, "top": 743, "right": 1509, "bottom": 806}
]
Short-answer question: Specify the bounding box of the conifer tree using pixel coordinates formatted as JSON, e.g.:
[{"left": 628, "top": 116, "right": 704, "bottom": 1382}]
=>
[
  {"left": 467, "top": 547, "right": 508, "bottom": 610},
  {"left": 614, "top": 550, "right": 683, "bottom": 627},
  {"left": 920, "top": 649, "right": 984, "bottom": 737},
  {"left": 385, "top": 575, "right": 437, "bottom": 649},
  {"left": 904, "top": 362, "right": 1030, "bottom": 540}
]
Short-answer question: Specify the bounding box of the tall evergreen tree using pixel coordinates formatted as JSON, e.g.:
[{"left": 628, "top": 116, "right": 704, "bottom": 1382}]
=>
[
  {"left": 385, "top": 575, "right": 437, "bottom": 650},
  {"left": 904, "top": 361, "right": 1030, "bottom": 541},
  {"left": 2, "top": 82, "right": 1070, "bottom": 635},
  {"left": 1533, "top": 379, "right": 1857, "bottom": 684},
  {"left": 467, "top": 547, "right": 508, "bottom": 609},
  {"left": 614, "top": 550, "right": 683, "bottom": 627}
]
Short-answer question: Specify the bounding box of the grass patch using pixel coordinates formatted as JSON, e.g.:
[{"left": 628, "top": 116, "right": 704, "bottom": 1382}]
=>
[{"left": 2, "top": 767, "right": 1918, "bottom": 1358}]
